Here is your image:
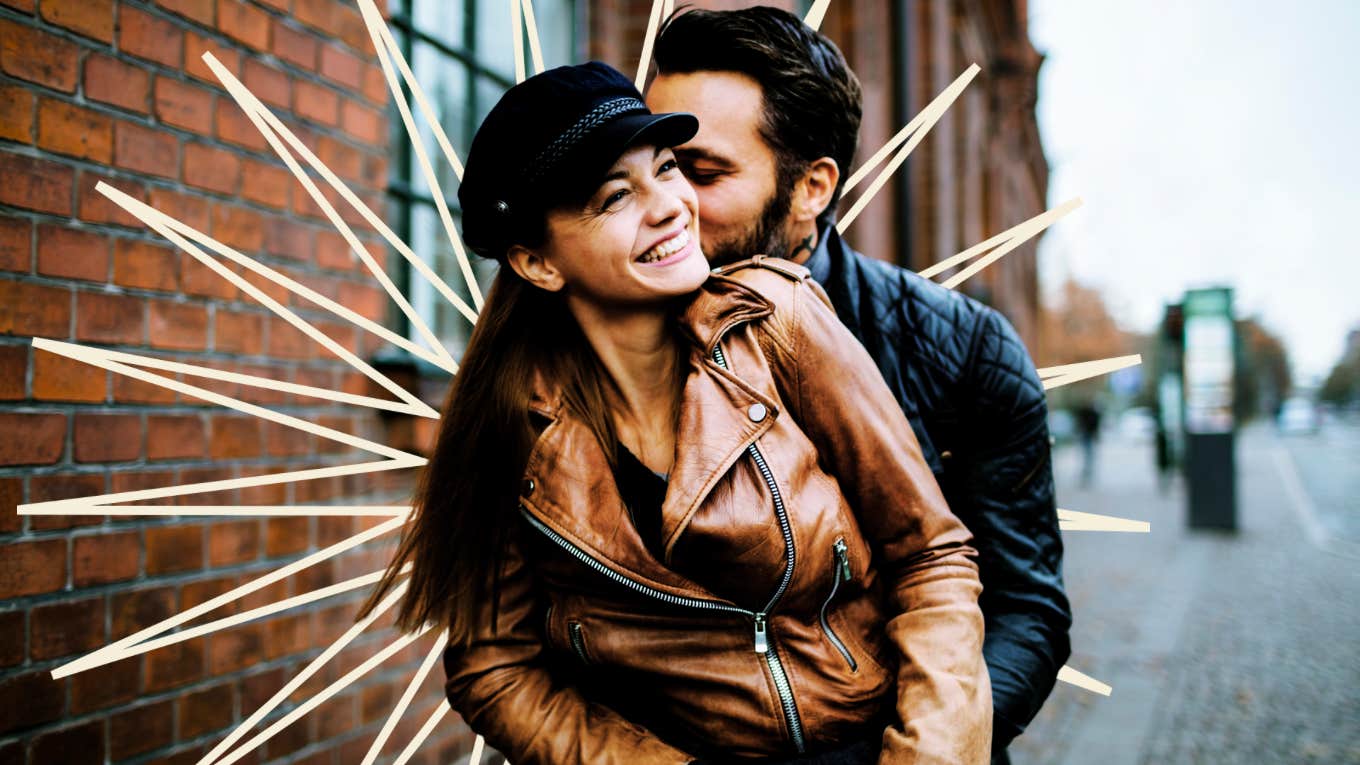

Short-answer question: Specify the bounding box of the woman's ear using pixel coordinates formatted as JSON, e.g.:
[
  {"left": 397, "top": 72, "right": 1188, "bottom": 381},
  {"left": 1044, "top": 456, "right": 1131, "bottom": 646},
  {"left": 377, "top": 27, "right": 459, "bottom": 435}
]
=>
[
  {"left": 506, "top": 244, "right": 565, "bottom": 292},
  {"left": 791, "top": 157, "right": 840, "bottom": 225}
]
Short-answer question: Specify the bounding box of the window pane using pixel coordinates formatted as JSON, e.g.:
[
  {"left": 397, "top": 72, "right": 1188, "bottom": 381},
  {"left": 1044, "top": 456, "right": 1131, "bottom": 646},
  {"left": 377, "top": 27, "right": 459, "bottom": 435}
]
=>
[
  {"left": 404, "top": 40, "right": 470, "bottom": 202},
  {"left": 412, "top": 0, "right": 466, "bottom": 51}
]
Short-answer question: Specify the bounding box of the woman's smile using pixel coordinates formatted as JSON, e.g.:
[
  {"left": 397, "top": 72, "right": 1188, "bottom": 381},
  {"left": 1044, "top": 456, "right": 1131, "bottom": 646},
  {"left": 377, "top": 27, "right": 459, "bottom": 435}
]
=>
[{"left": 636, "top": 227, "right": 694, "bottom": 265}]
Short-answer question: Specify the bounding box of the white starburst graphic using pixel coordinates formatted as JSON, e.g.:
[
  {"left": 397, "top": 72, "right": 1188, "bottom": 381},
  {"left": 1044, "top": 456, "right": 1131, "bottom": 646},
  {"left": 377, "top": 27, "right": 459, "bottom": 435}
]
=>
[{"left": 17, "top": 0, "right": 1141, "bottom": 760}]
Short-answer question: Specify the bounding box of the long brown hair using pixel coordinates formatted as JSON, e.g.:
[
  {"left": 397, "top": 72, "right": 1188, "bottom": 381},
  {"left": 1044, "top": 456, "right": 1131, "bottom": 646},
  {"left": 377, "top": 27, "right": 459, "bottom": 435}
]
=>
[{"left": 355, "top": 265, "right": 626, "bottom": 645}]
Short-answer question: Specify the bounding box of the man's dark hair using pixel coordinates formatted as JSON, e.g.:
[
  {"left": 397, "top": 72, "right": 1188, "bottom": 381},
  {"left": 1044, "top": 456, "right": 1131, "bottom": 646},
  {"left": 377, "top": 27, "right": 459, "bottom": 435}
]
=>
[{"left": 654, "top": 5, "right": 863, "bottom": 230}]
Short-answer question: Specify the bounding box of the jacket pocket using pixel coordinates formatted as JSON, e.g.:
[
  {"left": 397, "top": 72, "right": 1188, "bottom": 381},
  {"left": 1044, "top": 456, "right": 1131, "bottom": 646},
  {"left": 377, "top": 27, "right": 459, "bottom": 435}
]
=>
[
  {"left": 819, "top": 537, "right": 858, "bottom": 672},
  {"left": 567, "top": 620, "right": 591, "bottom": 665}
]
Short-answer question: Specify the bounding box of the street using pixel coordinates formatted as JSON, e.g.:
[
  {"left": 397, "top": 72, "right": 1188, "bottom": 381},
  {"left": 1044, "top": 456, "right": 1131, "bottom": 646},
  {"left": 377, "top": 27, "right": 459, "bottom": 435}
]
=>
[{"left": 1010, "top": 423, "right": 1360, "bottom": 764}]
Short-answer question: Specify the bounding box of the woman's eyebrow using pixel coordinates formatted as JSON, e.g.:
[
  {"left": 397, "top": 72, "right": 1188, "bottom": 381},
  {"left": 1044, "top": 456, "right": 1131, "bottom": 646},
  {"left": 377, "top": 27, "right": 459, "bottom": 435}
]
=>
[{"left": 600, "top": 147, "right": 667, "bottom": 183}]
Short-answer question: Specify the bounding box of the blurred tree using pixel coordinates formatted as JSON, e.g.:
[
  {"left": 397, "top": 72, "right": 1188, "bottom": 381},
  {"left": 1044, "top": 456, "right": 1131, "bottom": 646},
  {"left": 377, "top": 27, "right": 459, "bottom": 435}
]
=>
[
  {"left": 1234, "top": 317, "right": 1292, "bottom": 420},
  {"left": 1038, "top": 277, "right": 1135, "bottom": 408},
  {"left": 1319, "top": 328, "right": 1360, "bottom": 405}
]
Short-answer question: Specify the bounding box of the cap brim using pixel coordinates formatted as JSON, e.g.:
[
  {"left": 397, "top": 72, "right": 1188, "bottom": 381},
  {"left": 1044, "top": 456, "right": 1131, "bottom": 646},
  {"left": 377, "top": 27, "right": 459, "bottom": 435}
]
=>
[{"left": 609, "top": 111, "right": 700, "bottom": 153}]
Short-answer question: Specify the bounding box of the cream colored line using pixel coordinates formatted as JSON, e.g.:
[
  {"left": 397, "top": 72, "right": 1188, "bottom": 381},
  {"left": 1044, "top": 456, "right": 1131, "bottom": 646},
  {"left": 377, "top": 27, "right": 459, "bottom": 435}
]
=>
[
  {"left": 214, "top": 626, "right": 432, "bottom": 765},
  {"left": 353, "top": 0, "right": 484, "bottom": 311},
  {"left": 394, "top": 700, "right": 453, "bottom": 765},
  {"left": 804, "top": 0, "right": 831, "bottom": 31},
  {"left": 52, "top": 514, "right": 406, "bottom": 679},
  {"left": 1041, "top": 355, "right": 1143, "bottom": 390},
  {"left": 468, "top": 735, "right": 487, "bottom": 764},
  {"left": 46, "top": 328, "right": 429, "bottom": 417},
  {"left": 20, "top": 460, "right": 411, "bottom": 516},
  {"left": 837, "top": 65, "right": 981, "bottom": 233},
  {"left": 1058, "top": 664, "right": 1113, "bottom": 696},
  {"left": 364, "top": 630, "right": 451, "bottom": 765},
  {"left": 197, "top": 580, "right": 415, "bottom": 765},
  {"left": 204, "top": 54, "right": 477, "bottom": 345},
  {"left": 92, "top": 186, "right": 445, "bottom": 413},
  {"left": 353, "top": 0, "right": 467, "bottom": 187},
  {"left": 125, "top": 567, "right": 410, "bottom": 659},
  {"left": 1058, "top": 509, "right": 1151, "bottom": 533},
  {"left": 634, "top": 0, "right": 667, "bottom": 90},
  {"left": 521, "top": 0, "right": 545, "bottom": 75},
  {"left": 30, "top": 339, "right": 421, "bottom": 463},
  {"left": 935, "top": 198, "right": 1082, "bottom": 289},
  {"left": 18, "top": 505, "right": 408, "bottom": 517},
  {"left": 511, "top": 0, "right": 525, "bottom": 83}
]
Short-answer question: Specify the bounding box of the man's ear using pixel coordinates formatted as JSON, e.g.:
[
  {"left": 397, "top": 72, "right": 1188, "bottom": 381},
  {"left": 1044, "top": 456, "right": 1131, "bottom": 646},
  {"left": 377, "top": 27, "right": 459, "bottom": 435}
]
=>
[
  {"left": 791, "top": 157, "right": 840, "bottom": 225},
  {"left": 506, "top": 244, "right": 565, "bottom": 292}
]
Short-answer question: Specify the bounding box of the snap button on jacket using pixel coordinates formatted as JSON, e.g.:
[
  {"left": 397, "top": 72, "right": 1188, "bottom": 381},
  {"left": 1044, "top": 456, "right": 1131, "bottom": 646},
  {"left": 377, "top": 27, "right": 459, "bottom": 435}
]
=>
[{"left": 443, "top": 259, "right": 992, "bottom": 764}]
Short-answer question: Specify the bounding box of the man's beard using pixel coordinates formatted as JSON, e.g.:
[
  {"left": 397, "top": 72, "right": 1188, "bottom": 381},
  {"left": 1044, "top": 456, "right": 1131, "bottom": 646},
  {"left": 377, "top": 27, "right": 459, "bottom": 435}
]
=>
[{"left": 704, "top": 181, "right": 795, "bottom": 268}]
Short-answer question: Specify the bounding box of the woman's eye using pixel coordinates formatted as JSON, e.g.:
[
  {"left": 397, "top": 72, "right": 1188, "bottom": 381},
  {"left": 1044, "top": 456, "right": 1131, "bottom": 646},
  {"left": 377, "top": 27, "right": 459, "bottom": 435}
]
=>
[
  {"left": 658, "top": 158, "right": 679, "bottom": 175},
  {"left": 601, "top": 189, "right": 628, "bottom": 210}
]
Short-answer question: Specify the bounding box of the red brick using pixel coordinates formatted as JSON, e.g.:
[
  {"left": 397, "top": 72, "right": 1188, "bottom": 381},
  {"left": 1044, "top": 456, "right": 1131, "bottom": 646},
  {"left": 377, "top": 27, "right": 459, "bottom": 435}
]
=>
[
  {"left": 214, "top": 309, "right": 262, "bottom": 354},
  {"left": 70, "top": 658, "right": 141, "bottom": 714},
  {"left": 180, "top": 252, "right": 238, "bottom": 300},
  {"left": 265, "top": 316, "right": 311, "bottom": 359},
  {"left": 241, "top": 158, "right": 291, "bottom": 209},
  {"left": 2, "top": 281, "right": 73, "bottom": 342},
  {"left": 41, "top": 0, "right": 115, "bottom": 42},
  {"left": 178, "top": 574, "right": 236, "bottom": 612},
  {"left": 111, "top": 585, "right": 176, "bottom": 639},
  {"left": 113, "top": 372, "right": 174, "bottom": 404},
  {"left": 0, "top": 83, "right": 33, "bottom": 143},
  {"left": 27, "top": 473, "right": 104, "bottom": 530},
  {"left": 30, "top": 720, "right": 104, "bottom": 765},
  {"left": 146, "top": 415, "right": 205, "bottom": 460},
  {"left": 295, "top": 0, "right": 367, "bottom": 51},
  {"left": 120, "top": 6, "right": 183, "bottom": 69},
  {"left": 0, "top": 153, "right": 74, "bottom": 216},
  {"left": 362, "top": 63, "right": 387, "bottom": 104},
  {"left": 115, "top": 120, "right": 180, "bottom": 179},
  {"left": 264, "top": 515, "right": 308, "bottom": 555},
  {"left": 207, "top": 621, "right": 262, "bottom": 674},
  {"left": 0, "top": 412, "right": 63, "bottom": 466},
  {"left": 33, "top": 350, "right": 105, "bottom": 402},
  {"left": 155, "top": 77, "right": 215, "bottom": 134},
  {"left": 217, "top": 0, "right": 270, "bottom": 50},
  {"left": 110, "top": 468, "right": 173, "bottom": 494},
  {"left": 261, "top": 214, "right": 310, "bottom": 259},
  {"left": 294, "top": 79, "right": 338, "bottom": 125},
  {"left": 0, "top": 0, "right": 35, "bottom": 11},
  {"left": 316, "top": 134, "right": 361, "bottom": 180},
  {"left": 148, "top": 187, "right": 211, "bottom": 232},
  {"left": 208, "top": 416, "right": 260, "bottom": 460},
  {"left": 210, "top": 204, "right": 264, "bottom": 251},
  {"left": 340, "top": 100, "right": 384, "bottom": 144},
  {"left": 178, "top": 682, "right": 233, "bottom": 739},
  {"left": 162, "top": 0, "right": 215, "bottom": 25},
  {"left": 148, "top": 299, "right": 208, "bottom": 350},
  {"left": 77, "top": 172, "right": 147, "bottom": 228},
  {"left": 0, "top": 669, "right": 65, "bottom": 734},
  {"left": 145, "top": 523, "right": 203, "bottom": 574},
  {"left": 314, "top": 229, "right": 352, "bottom": 271},
  {"left": 74, "top": 530, "right": 140, "bottom": 586},
  {"left": 0, "top": 609, "right": 22, "bottom": 666},
  {"left": 84, "top": 54, "right": 150, "bottom": 113},
  {"left": 183, "top": 142, "right": 240, "bottom": 195},
  {"left": 37, "top": 98, "right": 114, "bottom": 161},
  {"left": 109, "top": 700, "right": 173, "bottom": 760},
  {"left": 272, "top": 20, "right": 318, "bottom": 70},
  {"left": 0, "top": 217, "right": 30, "bottom": 272},
  {"left": 0, "top": 18, "right": 79, "bottom": 92},
  {"left": 319, "top": 42, "right": 363, "bottom": 89},
  {"left": 114, "top": 239, "right": 179, "bottom": 291},
  {"left": 215, "top": 100, "right": 268, "bottom": 151},
  {"left": 0, "top": 537, "right": 66, "bottom": 598},
  {"left": 36, "top": 224, "right": 109, "bottom": 282},
  {"left": 31, "top": 597, "right": 104, "bottom": 660},
  {"left": 75, "top": 290, "right": 144, "bottom": 344},
  {"left": 0, "top": 345, "right": 23, "bottom": 400},
  {"left": 145, "top": 639, "right": 203, "bottom": 692},
  {"left": 74, "top": 412, "right": 142, "bottom": 462},
  {"left": 185, "top": 29, "right": 241, "bottom": 85},
  {"left": 208, "top": 518, "right": 259, "bottom": 565},
  {"left": 242, "top": 58, "right": 290, "bottom": 109}
]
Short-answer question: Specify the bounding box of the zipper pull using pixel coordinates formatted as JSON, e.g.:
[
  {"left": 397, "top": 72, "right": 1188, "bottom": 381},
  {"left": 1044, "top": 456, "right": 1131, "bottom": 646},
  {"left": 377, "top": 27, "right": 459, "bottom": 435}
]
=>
[
  {"left": 834, "top": 537, "right": 851, "bottom": 582},
  {"left": 753, "top": 613, "right": 769, "bottom": 654}
]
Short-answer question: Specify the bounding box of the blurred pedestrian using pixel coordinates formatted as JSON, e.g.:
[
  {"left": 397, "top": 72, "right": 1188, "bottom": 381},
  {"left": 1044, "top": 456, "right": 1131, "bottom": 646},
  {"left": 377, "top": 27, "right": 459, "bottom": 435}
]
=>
[{"left": 1075, "top": 403, "right": 1102, "bottom": 487}]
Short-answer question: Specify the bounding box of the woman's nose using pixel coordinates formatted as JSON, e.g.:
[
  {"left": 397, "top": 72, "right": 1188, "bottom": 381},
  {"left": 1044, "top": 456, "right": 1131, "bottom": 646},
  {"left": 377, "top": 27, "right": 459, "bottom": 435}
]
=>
[{"left": 644, "top": 182, "right": 686, "bottom": 226}]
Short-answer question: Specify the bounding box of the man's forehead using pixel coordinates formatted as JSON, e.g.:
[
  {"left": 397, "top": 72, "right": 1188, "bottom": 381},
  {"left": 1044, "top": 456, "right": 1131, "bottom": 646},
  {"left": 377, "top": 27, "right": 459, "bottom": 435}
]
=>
[{"left": 647, "top": 70, "right": 766, "bottom": 158}]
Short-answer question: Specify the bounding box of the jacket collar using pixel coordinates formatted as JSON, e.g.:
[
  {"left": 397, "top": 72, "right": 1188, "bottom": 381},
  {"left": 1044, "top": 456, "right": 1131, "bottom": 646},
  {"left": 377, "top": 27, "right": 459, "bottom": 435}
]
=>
[{"left": 520, "top": 273, "right": 781, "bottom": 598}]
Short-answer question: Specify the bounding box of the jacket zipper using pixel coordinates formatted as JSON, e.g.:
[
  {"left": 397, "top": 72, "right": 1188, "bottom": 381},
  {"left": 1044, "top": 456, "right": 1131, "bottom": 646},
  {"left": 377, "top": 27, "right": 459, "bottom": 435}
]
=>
[
  {"left": 819, "top": 537, "right": 857, "bottom": 672},
  {"left": 568, "top": 621, "right": 590, "bottom": 664}
]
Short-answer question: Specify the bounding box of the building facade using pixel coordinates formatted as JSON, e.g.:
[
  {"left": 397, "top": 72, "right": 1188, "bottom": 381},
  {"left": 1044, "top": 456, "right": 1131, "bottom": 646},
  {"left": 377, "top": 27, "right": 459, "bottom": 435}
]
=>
[{"left": 0, "top": 1, "right": 1047, "bottom": 762}]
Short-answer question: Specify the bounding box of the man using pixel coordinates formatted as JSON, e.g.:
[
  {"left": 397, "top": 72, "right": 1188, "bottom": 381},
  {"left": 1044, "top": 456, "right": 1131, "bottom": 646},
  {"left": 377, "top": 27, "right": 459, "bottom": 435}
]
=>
[{"left": 647, "top": 7, "right": 1072, "bottom": 763}]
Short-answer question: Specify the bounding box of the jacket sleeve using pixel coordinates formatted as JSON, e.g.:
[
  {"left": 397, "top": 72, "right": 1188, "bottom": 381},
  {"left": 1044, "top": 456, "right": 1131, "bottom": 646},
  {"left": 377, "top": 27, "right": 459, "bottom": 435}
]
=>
[
  {"left": 443, "top": 522, "right": 694, "bottom": 765},
  {"left": 767, "top": 276, "right": 992, "bottom": 764},
  {"left": 951, "top": 309, "right": 1072, "bottom": 753}
]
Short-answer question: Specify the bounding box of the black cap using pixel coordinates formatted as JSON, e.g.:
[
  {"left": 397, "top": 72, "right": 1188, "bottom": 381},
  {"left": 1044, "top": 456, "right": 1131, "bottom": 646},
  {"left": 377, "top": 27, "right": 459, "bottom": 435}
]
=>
[{"left": 458, "top": 61, "right": 699, "bottom": 259}]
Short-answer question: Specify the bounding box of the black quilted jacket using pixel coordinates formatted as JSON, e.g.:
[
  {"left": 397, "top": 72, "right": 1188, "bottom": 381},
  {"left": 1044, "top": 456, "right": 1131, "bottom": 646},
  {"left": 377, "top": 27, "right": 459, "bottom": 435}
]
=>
[{"left": 804, "top": 227, "right": 1072, "bottom": 757}]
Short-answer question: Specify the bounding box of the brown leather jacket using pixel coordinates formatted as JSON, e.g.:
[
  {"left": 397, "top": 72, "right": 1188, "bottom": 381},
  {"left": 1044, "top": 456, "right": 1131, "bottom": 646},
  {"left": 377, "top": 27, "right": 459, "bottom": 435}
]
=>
[{"left": 443, "top": 257, "right": 991, "bottom": 764}]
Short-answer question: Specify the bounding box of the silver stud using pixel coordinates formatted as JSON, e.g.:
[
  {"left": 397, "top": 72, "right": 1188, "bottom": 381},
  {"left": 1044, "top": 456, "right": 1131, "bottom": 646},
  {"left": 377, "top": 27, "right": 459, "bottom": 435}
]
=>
[
  {"left": 495, "top": 200, "right": 510, "bottom": 215},
  {"left": 523, "top": 478, "right": 535, "bottom": 496},
  {"left": 748, "top": 403, "right": 767, "bottom": 422},
  {"left": 940, "top": 450, "right": 953, "bottom": 460}
]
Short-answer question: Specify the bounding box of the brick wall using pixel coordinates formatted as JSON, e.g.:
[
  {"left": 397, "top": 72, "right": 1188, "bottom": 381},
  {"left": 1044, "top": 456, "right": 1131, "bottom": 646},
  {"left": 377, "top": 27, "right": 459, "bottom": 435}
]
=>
[{"left": 0, "top": 1, "right": 467, "bottom": 763}]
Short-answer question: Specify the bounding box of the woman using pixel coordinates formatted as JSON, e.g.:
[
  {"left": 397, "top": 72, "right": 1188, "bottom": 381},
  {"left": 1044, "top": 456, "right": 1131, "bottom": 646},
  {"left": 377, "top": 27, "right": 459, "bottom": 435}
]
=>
[{"left": 359, "top": 62, "right": 991, "bottom": 764}]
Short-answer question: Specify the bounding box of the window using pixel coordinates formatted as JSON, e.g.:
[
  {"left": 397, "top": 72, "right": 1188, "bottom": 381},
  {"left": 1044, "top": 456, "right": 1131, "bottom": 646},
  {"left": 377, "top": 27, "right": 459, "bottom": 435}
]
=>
[{"left": 386, "top": 0, "right": 579, "bottom": 359}]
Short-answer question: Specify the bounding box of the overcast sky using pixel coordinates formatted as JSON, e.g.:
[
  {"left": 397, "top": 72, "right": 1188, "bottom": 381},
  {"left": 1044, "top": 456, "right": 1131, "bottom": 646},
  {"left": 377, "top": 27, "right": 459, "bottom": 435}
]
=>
[{"left": 1029, "top": 0, "right": 1359, "bottom": 383}]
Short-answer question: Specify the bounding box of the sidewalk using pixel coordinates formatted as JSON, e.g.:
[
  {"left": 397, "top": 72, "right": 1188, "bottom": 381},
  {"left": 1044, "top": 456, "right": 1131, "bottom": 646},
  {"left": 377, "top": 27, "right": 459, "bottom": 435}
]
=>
[{"left": 1009, "top": 428, "right": 1360, "bottom": 765}]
